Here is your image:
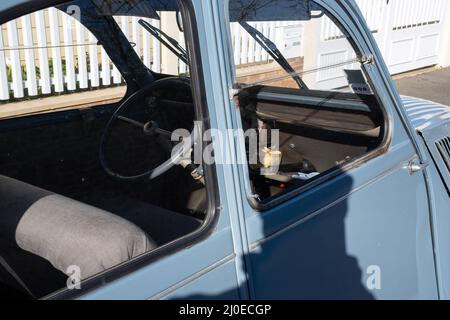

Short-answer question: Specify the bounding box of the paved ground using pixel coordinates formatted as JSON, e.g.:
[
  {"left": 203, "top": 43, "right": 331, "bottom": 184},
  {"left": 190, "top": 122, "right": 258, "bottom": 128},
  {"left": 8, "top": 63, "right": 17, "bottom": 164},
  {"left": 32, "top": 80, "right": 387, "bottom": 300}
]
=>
[{"left": 394, "top": 67, "right": 450, "bottom": 106}]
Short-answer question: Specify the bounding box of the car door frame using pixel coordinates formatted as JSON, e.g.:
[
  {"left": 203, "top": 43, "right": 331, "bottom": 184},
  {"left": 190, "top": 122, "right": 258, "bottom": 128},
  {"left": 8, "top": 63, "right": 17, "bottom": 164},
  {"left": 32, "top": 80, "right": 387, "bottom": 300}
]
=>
[{"left": 214, "top": 0, "right": 439, "bottom": 299}]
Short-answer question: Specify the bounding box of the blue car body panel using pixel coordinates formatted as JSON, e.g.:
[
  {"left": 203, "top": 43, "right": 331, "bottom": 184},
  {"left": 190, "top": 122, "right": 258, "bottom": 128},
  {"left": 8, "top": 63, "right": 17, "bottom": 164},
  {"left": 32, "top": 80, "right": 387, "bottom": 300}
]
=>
[
  {"left": 1, "top": 0, "right": 449, "bottom": 300},
  {"left": 401, "top": 96, "right": 450, "bottom": 299}
]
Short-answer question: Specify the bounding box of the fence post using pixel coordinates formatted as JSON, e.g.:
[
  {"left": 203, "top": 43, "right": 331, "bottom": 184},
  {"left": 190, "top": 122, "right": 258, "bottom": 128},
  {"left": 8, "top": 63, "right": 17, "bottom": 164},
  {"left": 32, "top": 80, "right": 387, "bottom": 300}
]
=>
[
  {"left": 151, "top": 17, "right": 161, "bottom": 73},
  {"left": 301, "top": 18, "right": 321, "bottom": 89},
  {"left": 378, "top": 0, "right": 394, "bottom": 61},
  {"left": 232, "top": 23, "right": 241, "bottom": 65},
  {"left": 48, "top": 8, "right": 64, "bottom": 93},
  {"left": 62, "top": 13, "right": 77, "bottom": 91},
  {"left": 160, "top": 12, "right": 179, "bottom": 75},
  {"left": 75, "top": 21, "right": 88, "bottom": 89},
  {"left": 88, "top": 32, "right": 100, "bottom": 87},
  {"left": 142, "top": 18, "right": 152, "bottom": 68},
  {"left": 21, "top": 15, "right": 38, "bottom": 96},
  {"left": 179, "top": 31, "right": 187, "bottom": 74},
  {"left": 7, "top": 20, "right": 24, "bottom": 98},
  {"left": 0, "top": 29, "right": 10, "bottom": 100},
  {"left": 35, "top": 10, "right": 51, "bottom": 94},
  {"left": 100, "top": 47, "right": 111, "bottom": 86},
  {"left": 112, "top": 17, "right": 127, "bottom": 84},
  {"left": 131, "top": 17, "right": 141, "bottom": 56}
]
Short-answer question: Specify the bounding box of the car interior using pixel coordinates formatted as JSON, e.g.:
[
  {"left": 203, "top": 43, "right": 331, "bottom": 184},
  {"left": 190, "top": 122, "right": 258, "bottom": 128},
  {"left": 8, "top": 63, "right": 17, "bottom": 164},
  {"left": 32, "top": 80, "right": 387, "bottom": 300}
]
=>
[
  {"left": 237, "top": 85, "right": 384, "bottom": 203},
  {"left": 0, "top": 0, "right": 385, "bottom": 299}
]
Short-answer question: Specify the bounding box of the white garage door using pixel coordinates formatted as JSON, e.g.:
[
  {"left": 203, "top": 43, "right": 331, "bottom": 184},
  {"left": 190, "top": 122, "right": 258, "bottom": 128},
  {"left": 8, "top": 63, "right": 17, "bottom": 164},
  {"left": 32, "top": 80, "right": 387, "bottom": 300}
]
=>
[{"left": 314, "top": 0, "right": 448, "bottom": 89}]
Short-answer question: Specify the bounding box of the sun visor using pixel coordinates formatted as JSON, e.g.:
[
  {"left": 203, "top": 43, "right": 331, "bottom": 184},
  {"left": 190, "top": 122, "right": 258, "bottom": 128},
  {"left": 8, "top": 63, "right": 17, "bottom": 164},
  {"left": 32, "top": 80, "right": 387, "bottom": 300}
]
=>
[
  {"left": 229, "top": 0, "right": 315, "bottom": 22},
  {"left": 57, "top": 0, "right": 183, "bottom": 19},
  {"left": 55, "top": 0, "right": 318, "bottom": 21},
  {"left": 90, "top": 0, "right": 160, "bottom": 18}
]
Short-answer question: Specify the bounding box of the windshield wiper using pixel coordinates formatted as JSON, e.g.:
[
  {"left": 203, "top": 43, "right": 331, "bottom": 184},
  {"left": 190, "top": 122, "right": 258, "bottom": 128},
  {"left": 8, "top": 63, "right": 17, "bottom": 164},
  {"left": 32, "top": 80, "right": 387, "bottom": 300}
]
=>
[
  {"left": 240, "top": 22, "right": 308, "bottom": 90},
  {"left": 138, "top": 19, "right": 189, "bottom": 65}
]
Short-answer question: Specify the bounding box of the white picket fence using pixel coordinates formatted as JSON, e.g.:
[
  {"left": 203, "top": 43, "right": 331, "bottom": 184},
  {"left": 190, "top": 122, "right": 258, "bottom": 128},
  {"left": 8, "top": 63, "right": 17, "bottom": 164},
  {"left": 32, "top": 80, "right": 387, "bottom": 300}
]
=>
[
  {"left": 0, "top": 8, "right": 164, "bottom": 100},
  {"left": 0, "top": 0, "right": 449, "bottom": 101},
  {"left": 0, "top": 7, "right": 304, "bottom": 101},
  {"left": 231, "top": 21, "right": 304, "bottom": 66}
]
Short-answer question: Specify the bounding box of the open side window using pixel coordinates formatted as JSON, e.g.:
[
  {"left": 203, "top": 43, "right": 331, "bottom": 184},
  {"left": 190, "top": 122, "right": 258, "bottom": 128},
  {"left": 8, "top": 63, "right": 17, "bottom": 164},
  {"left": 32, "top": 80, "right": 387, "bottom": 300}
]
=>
[{"left": 226, "top": 0, "right": 387, "bottom": 207}]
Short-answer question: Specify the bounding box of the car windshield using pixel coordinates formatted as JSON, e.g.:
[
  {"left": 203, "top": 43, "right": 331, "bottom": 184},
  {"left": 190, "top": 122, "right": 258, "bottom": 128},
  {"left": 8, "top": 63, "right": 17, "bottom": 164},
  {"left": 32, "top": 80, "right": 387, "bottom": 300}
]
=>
[
  {"left": 52, "top": 0, "right": 188, "bottom": 85},
  {"left": 55, "top": 0, "right": 324, "bottom": 87}
]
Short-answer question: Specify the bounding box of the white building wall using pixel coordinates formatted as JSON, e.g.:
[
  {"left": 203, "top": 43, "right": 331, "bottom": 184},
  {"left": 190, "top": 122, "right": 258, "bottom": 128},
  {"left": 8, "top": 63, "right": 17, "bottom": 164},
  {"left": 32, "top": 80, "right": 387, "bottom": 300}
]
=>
[{"left": 439, "top": 2, "right": 450, "bottom": 67}]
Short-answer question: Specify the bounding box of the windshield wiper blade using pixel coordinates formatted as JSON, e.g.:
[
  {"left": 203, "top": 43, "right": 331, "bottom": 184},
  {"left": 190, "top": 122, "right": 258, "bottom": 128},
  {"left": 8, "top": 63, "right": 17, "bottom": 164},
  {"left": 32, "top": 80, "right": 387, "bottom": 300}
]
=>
[
  {"left": 240, "top": 22, "right": 308, "bottom": 90},
  {"left": 138, "top": 19, "right": 189, "bottom": 65}
]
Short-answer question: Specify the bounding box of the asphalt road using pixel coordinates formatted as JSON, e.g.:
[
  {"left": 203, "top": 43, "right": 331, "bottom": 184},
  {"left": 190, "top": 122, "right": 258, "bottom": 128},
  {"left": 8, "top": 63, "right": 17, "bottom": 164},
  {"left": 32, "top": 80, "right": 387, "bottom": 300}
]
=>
[{"left": 394, "top": 67, "right": 450, "bottom": 106}]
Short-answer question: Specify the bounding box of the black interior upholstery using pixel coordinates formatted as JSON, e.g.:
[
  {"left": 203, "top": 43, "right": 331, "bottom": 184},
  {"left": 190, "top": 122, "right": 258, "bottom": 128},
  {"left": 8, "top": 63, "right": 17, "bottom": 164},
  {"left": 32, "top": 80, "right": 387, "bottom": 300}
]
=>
[{"left": 0, "top": 99, "right": 200, "bottom": 211}]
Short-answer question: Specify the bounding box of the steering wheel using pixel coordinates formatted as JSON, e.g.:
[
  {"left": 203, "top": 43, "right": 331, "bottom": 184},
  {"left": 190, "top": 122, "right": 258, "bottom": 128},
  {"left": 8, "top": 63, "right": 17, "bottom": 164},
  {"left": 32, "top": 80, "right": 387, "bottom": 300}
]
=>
[{"left": 99, "top": 77, "right": 194, "bottom": 181}]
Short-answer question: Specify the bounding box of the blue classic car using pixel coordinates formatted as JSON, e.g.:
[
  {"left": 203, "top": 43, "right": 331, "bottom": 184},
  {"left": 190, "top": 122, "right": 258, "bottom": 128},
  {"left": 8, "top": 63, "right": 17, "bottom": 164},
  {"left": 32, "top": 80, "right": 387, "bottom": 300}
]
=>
[{"left": 0, "top": 0, "right": 449, "bottom": 300}]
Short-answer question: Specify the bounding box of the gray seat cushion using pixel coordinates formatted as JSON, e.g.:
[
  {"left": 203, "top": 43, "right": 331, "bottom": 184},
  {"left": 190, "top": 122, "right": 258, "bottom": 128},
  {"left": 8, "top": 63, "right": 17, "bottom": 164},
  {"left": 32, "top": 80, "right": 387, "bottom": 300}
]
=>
[{"left": 15, "top": 194, "right": 155, "bottom": 280}]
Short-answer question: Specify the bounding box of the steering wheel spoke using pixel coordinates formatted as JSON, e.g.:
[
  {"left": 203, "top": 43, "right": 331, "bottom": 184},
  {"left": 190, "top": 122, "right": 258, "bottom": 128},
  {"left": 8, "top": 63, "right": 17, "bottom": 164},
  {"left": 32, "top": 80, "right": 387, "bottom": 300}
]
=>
[
  {"left": 154, "top": 127, "right": 172, "bottom": 137},
  {"left": 117, "top": 115, "right": 145, "bottom": 129},
  {"left": 118, "top": 115, "right": 173, "bottom": 139}
]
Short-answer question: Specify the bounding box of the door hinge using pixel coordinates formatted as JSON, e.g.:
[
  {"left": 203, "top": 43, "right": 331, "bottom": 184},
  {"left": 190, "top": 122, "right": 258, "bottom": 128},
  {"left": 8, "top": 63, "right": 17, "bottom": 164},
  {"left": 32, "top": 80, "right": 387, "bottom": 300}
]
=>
[
  {"left": 360, "top": 54, "right": 374, "bottom": 65},
  {"left": 229, "top": 85, "right": 241, "bottom": 108},
  {"left": 229, "top": 86, "right": 240, "bottom": 100},
  {"left": 406, "top": 159, "right": 430, "bottom": 175}
]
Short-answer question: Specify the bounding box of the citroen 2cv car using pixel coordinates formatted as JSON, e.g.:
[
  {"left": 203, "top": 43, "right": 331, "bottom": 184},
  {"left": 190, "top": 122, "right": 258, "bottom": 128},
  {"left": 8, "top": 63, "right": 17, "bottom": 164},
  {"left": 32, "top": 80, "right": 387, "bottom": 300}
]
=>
[{"left": 0, "top": 0, "right": 449, "bottom": 300}]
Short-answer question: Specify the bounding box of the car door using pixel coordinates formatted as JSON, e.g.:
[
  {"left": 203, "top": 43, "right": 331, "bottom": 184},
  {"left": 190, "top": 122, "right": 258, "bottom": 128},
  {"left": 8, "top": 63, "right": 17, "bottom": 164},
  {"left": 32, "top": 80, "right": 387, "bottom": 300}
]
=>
[{"left": 220, "top": 0, "right": 438, "bottom": 299}]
